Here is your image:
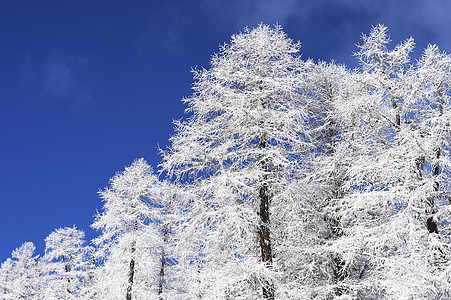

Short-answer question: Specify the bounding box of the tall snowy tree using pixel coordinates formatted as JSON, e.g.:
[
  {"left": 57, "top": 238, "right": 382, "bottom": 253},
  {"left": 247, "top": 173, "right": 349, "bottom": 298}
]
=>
[
  {"left": 383, "top": 34, "right": 451, "bottom": 300},
  {"left": 301, "top": 60, "right": 365, "bottom": 298},
  {"left": 316, "top": 25, "right": 451, "bottom": 299},
  {"left": 162, "top": 24, "right": 319, "bottom": 299}
]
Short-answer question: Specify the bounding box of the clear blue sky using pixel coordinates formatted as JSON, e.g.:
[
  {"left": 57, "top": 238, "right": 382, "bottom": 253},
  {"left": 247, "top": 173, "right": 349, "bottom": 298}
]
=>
[{"left": 1, "top": 0, "right": 450, "bottom": 262}]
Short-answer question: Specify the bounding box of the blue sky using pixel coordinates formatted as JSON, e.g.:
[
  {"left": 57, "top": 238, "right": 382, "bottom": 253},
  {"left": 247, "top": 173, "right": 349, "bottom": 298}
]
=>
[{"left": 1, "top": 0, "right": 450, "bottom": 262}]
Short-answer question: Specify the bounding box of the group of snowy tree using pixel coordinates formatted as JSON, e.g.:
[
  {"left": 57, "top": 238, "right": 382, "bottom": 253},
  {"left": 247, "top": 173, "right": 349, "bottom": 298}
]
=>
[{"left": 1, "top": 24, "right": 450, "bottom": 299}]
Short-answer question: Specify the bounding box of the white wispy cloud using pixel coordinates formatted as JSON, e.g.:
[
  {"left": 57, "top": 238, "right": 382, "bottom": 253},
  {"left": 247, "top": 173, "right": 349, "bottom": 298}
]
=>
[
  {"left": 39, "top": 55, "right": 95, "bottom": 114},
  {"left": 42, "top": 59, "right": 75, "bottom": 97}
]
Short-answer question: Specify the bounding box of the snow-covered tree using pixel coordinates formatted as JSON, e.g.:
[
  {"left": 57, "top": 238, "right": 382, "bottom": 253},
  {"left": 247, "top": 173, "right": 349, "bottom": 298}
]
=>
[
  {"left": 3, "top": 242, "right": 44, "bottom": 299},
  {"left": 162, "top": 24, "right": 319, "bottom": 299},
  {"left": 43, "top": 226, "right": 90, "bottom": 299},
  {"left": 382, "top": 34, "right": 451, "bottom": 300},
  {"left": 299, "top": 60, "right": 362, "bottom": 298},
  {"left": 92, "top": 158, "right": 169, "bottom": 300},
  {"left": 0, "top": 258, "right": 14, "bottom": 299},
  {"left": 77, "top": 250, "right": 99, "bottom": 300},
  {"left": 315, "top": 24, "right": 451, "bottom": 299},
  {"left": 1, "top": 22, "right": 450, "bottom": 300}
]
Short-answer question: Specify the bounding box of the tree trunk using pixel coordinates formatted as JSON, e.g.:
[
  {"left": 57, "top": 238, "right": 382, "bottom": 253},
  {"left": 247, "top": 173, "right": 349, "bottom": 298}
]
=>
[
  {"left": 427, "top": 147, "right": 441, "bottom": 234},
  {"left": 126, "top": 257, "right": 135, "bottom": 300},
  {"left": 158, "top": 225, "right": 168, "bottom": 299},
  {"left": 258, "top": 138, "right": 274, "bottom": 300},
  {"left": 126, "top": 220, "right": 138, "bottom": 300},
  {"left": 158, "top": 250, "right": 166, "bottom": 298}
]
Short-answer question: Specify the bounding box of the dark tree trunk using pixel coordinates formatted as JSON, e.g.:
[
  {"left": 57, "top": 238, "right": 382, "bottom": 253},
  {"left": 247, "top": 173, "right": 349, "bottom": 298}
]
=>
[
  {"left": 126, "top": 220, "right": 138, "bottom": 300},
  {"left": 126, "top": 257, "right": 135, "bottom": 300},
  {"left": 157, "top": 250, "right": 166, "bottom": 297},
  {"left": 259, "top": 184, "right": 272, "bottom": 264},
  {"left": 158, "top": 225, "right": 168, "bottom": 299},
  {"left": 427, "top": 217, "right": 438, "bottom": 234},
  {"left": 62, "top": 255, "right": 74, "bottom": 295},
  {"left": 433, "top": 147, "right": 441, "bottom": 190},
  {"left": 427, "top": 147, "right": 441, "bottom": 234},
  {"left": 258, "top": 138, "right": 274, "bottom": 300},
  {"left": 391, "top": 98, "right": 401, "bottom": 130}
]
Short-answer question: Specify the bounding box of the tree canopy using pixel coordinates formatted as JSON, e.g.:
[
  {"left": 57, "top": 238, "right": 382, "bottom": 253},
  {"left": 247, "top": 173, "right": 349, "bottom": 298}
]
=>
[{"left": 1, "top": 24, "right": 450, "bottom": 300}]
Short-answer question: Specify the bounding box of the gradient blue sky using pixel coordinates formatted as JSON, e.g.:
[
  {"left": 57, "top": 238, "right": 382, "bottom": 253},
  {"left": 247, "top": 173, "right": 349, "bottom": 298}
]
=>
[{"left": 1, "top": 0, "right": 451, "bottom": 262}]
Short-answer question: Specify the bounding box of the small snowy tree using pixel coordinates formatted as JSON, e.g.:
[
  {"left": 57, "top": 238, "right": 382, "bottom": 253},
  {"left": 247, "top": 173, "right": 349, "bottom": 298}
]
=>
[
  {"left": 6, "top": 242, "right": 44, "bottom": 300},
  {"left": 0, "top": 258, "right": 14, "bottom": 299},
  {"left": 92, "top": 158, "right": 168, "bottom": 300},
  {"left": 43, "top": 226, "right": 90, "bottom": 299}
]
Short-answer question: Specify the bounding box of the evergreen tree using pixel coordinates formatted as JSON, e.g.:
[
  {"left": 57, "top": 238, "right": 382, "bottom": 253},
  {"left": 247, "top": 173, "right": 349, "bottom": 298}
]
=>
[
  {"left": 7, "top": 242, "right": 44, "bottom": 299},
  {"left": 92, "top": 158, "right": 168, "bottom": 299},
  {"left": 43, "top": 226, "right": 90, "bottom": 299},
  {"left": 320, "top": 25, "right": 451, "bottom": 299},
  {"left": 162, "top": 24, "right": 316, "bottom": 299},
  {"left": 0, "top": 258, "right": 14, "bottom": 299}
]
